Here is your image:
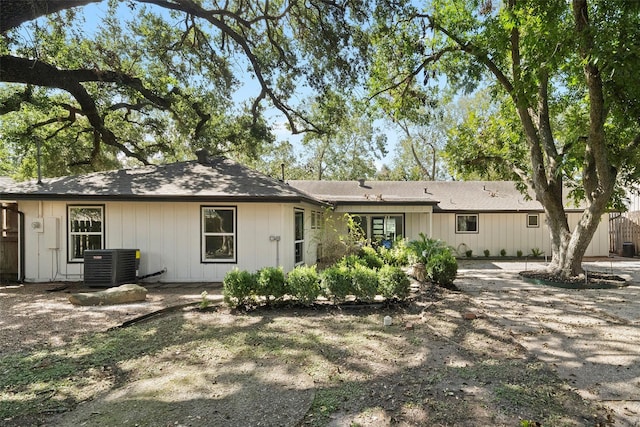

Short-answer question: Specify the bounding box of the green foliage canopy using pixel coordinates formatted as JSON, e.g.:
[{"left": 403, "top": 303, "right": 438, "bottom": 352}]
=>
[{"left": 0, "top": 0, "right": 370, "bottom": 178}]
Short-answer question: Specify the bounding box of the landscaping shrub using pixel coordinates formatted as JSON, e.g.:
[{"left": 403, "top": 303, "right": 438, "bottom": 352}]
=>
[
  {"left": 320, "top": 265, "right": 352, "bottom": 303},
  {"left": 427, "top": 250, "right": 458, "bottom": 286},
  {"left": 351, "top": 264, "right": 378, "bottom": 302},
  {"left": 223, "top": 268, "right": 258, "bottom": 308},
  {"left": 337, "top": 254, "right": 366, "bottom": 268},
  {"left": 483, "top": 249, "right": 490, "bottom": 257},
  {"left": 358, "top": 246, "right": 384, "bottom": 269},
  {"left": 407, "top": 233, "right": 449, "bottom": 265},
  {"left": 377, "top": 239, "right": 410, "bottom": 266},
  {"left": 378, "top": 265, "right": 410, "bottom": 300},
  {"left": 530, "top": 248, "right": 545, "bottom": 257},
  {"left": 256, "top": 266, "right": 286, "bottom": 303},
  {"left": 287, "top": 265, "right": 321, "bottom": 305}
]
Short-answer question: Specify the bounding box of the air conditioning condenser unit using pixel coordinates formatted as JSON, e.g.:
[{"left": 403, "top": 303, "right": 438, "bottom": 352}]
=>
[{"left": 84, "top": 249, "right": 139, "bottom": 287}]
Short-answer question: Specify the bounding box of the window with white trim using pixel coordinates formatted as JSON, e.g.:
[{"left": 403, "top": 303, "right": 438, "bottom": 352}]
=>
[
  {"left": 294, "top": 210, "right": 304, "bottom": 264},
  {"left": 202, "top": 207, "right": 236, "bottom": 263},
  {"left": 311, "top": 210, "right": 324, "bottom": 230},
  {"left": 68, "top": 205, "right": 104, "bottom": 262},
  {"left": 527, "top": 213, "right": 539, "bottom": 228},
  {"left": 456, "top": 214, "right": 478, "bottom": 233}
]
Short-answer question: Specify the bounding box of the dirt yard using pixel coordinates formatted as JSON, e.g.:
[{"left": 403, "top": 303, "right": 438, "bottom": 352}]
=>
[{"left": 1, "top": 259, "right": 638, "bottom": 426}]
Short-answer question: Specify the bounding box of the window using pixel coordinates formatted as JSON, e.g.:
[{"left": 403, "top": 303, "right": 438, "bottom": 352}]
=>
[
  {"left": 371, "top": 215, "right": 404, "bottom": 243},
  {"left": 527, "top": 213, "right": 540, "bottom": 228},
  {"left": 202, "top": 207, "right": 236, "bottom": 263},
  {"left": 311, "top": 210, "right": 324, "bottom": 230},
  {"left": 456, "top": 214, "right": 478, "bottom": 233},
  {"left": 294, "top": 210, "right": 304, "bottom": 264},
  {"left": 68, "top": 205, "right": 104, "bottom": 262}
]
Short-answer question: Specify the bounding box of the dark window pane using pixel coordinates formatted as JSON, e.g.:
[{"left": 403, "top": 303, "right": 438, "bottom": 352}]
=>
[
  {"left": 295, "top": 211, "right": 304, "bottom": 240},
  {"left": 205, "top": 236, "right": 234, "bottom": 259},
  {"left": 295, "top": 241, "right": 303, "bottom": 263}
]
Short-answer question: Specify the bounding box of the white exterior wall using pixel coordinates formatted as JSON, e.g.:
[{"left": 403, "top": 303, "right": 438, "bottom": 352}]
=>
[
  {"left": 431, "top": 211, "right": 609, "bottom": 257},
  {"left": 17, "top": 200, "right": 318, "bottom": 283}
]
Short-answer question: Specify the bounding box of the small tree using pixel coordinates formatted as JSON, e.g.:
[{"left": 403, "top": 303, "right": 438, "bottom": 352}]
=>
[{"left": 312, "top": 210, "right": 366, "bottom": 266}]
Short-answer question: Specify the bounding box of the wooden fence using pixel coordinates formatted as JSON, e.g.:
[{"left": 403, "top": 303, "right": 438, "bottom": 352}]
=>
[
  {"left": 609, "top": 211, "right": 640, "bottom": 256},
  {"left": 0, "top": 204, "right": 19, "bottom": 282}
]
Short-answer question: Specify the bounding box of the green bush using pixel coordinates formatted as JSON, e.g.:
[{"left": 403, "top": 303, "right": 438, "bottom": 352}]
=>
[
  {"left": 351, "top": 264, "right": 378, "bottom": 302},
  {"left": 483, "top": 249, "right": 490, "bottom": 257},
  {"left": 427, "top": 250, "right": 458, "bottom": 286},
  {"left": 377, "top": 239, "right": 410, "bottom": 266},
  {"left": 530, "top": 248, "right": 545, "bottom": 257},
  {"left": 337, "top": 254, "right": 366, "bottom": 268},
  {"left": 320, "top": 265, "right": 353, "bottom": 303},
  {"left": 287, "top": 265, "right": 321, "bottom": 305},
  {"left": 516, "top": 250, "right": 523, "bottom": 258},
  {"left": 223, "top": 268, "right": 258, "bottom": 308},
  {"left": 256, "top": 266, "right": 286, "bottom": 303},
  {"left": 378, "top": 265, "right": 410, "bottom": 300},
  {"left": 359, "top": 246, "right": 384, "bottom": 269},
  {"left": 500, "top": 248, "right": 507, "bottom": 257},
  {"left": 465, "top": 249, "right": 473, "bottom": 258},
  {"left": 407, "top": 233, "right": 449, "bottom": 265}
]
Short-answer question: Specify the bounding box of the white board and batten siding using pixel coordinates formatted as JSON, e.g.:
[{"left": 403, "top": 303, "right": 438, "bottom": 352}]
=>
[
  {"left": 431, "top": 211, "right": 609, "bottom": 257},
  {"left": 18, "top": 200, "right": 319, "bottom": 283}
]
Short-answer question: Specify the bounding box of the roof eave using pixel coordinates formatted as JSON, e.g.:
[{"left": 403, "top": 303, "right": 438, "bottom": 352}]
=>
[{"left": 0, "top": 193, "right": 328, "bottom": 205}]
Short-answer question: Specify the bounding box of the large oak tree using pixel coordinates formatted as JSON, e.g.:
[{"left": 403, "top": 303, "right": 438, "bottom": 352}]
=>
[
  {"left": 369, "top": 0, "right": 640, "bottom": 277},
  {"left": 0, "top": 0, "right": 367, "bottom": 177}
]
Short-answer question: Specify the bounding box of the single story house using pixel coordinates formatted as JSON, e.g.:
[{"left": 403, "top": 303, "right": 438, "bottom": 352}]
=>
[
  {"left": 0, "top": 155, "right": 609, "bottom": 283},
  {"left": 0, "top": 153, "right": 327, "bottom": 283},
  {"left": 289, "top": 180, "right": 609, "bottom": 259}
]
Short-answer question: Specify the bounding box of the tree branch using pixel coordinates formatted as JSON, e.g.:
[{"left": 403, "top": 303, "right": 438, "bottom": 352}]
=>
[
  {"left": 0, "top": 0, "right": 100, "bottom": 33},
  {"left": 0, "top": 55, "right": 151, "bottom": 165}
]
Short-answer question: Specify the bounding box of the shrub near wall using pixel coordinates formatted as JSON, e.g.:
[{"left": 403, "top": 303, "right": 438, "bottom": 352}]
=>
[
  {"left": 287, "top": 265, "right": 321, "bottom": 306},
  {"left": 223, "top": 268, "right": 258, "bottom": 308},
  {"left": 256, "top": 266, "right": 286, "bottom": 304},
  {"left": 320, "top": 265, "right": 352, "bottom": 303}
]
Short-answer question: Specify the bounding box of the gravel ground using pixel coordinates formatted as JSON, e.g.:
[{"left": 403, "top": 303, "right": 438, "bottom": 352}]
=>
[
  {"left": 456, "top": 257, "right": 640, "bottom": 427},
  {"left": 0, "top": 281, "right": 223, "bottom": 355},
  {"left": 2, "top": 258, "right": 639, "bottom": 426}
]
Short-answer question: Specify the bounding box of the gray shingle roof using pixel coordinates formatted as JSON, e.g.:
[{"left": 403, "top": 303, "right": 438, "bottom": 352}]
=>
[
  {"left": 0, "top": 177, "right": 14, "bottom": 191},
  {"left": 0, "top": 157, "right": 324, "bottom": 204},
  {"left": 288, "top": 180, "right": 580, "bottom": 212}
]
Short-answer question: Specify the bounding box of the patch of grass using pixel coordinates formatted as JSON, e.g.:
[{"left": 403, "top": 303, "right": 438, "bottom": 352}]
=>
[
  {"left": 456, "top": 359, "right": 588, "bottom": 423},
  {"left": 308, "top": 382, "right": 364, "bottom": 426}
]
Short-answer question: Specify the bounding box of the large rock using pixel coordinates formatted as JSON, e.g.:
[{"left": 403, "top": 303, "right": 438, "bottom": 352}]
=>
[{"left": 69, "top": 284, "right": 147, "bottom": 306}]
